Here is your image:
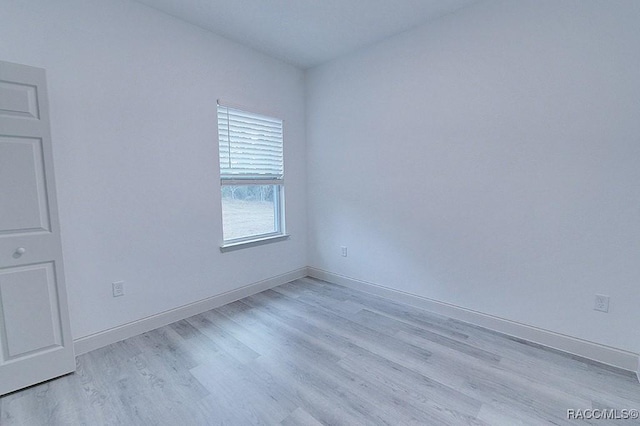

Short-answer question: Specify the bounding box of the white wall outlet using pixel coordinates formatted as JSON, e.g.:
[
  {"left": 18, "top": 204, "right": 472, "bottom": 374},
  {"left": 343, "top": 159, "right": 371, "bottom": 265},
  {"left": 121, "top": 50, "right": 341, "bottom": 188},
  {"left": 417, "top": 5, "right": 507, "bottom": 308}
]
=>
[
  {"left": 112, "top": 281, "right": 125, "bottom": 297},
  {"left": 594, "top": 294, "right": 609, "bottom": 313},
  {"left": 340, "top": 246, "right": 348, "bottom": 257}
]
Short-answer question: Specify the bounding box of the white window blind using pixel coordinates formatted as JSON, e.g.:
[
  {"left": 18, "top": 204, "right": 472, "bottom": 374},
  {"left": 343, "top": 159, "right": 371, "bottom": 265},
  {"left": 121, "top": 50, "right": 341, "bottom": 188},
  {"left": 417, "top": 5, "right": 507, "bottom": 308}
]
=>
[{"left": 218, "top": 104, "right": 283, "bottom": 181}]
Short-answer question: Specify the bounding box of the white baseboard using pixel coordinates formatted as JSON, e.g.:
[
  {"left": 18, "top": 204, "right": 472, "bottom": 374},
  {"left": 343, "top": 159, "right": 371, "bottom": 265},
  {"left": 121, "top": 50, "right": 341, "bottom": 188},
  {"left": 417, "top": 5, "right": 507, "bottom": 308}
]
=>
[
  {"left": 307, "top": 267, "right": 639, "bottom": 374},
  {"left": 74, "top": 268, "right": 307, "bottom": 355}
]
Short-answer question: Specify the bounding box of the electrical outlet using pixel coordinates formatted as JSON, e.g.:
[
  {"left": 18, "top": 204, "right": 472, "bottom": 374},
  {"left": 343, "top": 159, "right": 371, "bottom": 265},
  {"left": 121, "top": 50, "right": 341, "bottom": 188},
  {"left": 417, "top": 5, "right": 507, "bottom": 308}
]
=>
[
  {"left": 594, "top": 294, "right": 609, "bottom": 313},
  {"left": 112, "top": 281, "right": 125, "bottom": 297},
  {"left": 340, "top": 246, "right": 348, "bottom": 257}
]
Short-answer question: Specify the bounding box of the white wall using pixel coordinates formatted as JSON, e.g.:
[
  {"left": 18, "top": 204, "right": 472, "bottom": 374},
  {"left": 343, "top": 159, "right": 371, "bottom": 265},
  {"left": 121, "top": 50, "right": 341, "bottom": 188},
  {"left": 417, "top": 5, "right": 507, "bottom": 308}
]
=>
[
  {"left": 307, "top": 0, "right": 640, "bottom": 353},
  {"left": 0, "top": 0, "right": 307, "bottom": 339}
]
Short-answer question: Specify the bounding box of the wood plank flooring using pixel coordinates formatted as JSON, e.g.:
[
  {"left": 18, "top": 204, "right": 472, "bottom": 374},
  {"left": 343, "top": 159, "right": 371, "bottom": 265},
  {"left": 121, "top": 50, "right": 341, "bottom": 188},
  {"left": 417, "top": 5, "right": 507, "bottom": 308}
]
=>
[{"left": 1, "top": 277, "right": 638, "bottom": 425}]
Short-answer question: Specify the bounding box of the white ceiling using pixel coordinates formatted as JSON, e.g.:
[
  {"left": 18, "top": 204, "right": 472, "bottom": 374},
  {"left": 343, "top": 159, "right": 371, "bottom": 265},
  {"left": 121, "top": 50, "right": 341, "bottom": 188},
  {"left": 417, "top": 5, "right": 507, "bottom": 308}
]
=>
[{"left": 134, "top": 0, "right": 480, "bottom": 69}]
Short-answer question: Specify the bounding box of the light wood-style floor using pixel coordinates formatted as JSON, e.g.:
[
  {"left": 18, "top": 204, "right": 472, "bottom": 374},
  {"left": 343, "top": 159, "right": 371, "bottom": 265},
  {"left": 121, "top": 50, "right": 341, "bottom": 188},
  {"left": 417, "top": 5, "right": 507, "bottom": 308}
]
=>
[{"left": 1, "top": 277, "right": 639, "bottom": 425}]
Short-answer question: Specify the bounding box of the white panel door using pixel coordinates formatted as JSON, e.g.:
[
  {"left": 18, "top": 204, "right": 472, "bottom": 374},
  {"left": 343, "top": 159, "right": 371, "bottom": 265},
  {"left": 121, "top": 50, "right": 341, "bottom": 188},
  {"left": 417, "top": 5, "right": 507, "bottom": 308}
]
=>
[{"left": 0, "top": 60, "right": 75, "bottom": 395}]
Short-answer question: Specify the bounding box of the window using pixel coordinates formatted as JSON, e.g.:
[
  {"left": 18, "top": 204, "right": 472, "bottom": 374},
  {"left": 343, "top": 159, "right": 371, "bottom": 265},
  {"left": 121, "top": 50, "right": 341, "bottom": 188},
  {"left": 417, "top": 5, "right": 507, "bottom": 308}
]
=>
[{"left": 217, "top": 103, "right": 286, "bottom": 249}]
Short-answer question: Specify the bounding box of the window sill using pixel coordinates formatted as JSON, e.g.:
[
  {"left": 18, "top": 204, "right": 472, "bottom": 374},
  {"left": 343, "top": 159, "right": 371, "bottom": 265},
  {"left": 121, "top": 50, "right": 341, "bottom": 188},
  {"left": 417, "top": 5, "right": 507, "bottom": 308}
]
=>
[{"left": 220, "top": 234, "right": 290, "bottom": 253}]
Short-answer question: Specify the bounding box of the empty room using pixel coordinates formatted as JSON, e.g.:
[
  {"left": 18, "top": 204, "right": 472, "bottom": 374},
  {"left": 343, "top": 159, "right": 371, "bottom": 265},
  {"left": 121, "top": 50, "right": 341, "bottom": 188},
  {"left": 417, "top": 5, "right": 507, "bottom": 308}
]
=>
[{"left": 1, "top": 0, "right": 639, "bottom": 424}]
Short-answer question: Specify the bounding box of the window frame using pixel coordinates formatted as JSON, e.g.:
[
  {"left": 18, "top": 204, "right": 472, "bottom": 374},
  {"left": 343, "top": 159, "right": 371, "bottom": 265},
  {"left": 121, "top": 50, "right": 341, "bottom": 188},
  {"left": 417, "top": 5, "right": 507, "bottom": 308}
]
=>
[{"left": 217, "top": 102, "right": 288, "bottom": 251}]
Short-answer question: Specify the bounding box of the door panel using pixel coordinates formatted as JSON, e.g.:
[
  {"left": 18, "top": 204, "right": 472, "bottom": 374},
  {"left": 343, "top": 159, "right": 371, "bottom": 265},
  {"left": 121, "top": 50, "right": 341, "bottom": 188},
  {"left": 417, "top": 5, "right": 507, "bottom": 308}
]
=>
[
  {"left": 0, "top": 60, "right": 75, "bottom": 395},
  {"left": 0, "top": 80, "right": 39, "bottom": 120},
  {"left": 0, "top": 136, "right": 50, "bottom": 233},
  {"left": 0, "top": 263, "right": 62, "bottom": 358}
]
